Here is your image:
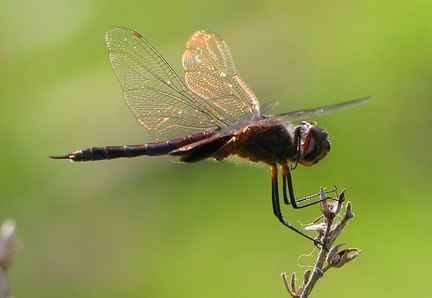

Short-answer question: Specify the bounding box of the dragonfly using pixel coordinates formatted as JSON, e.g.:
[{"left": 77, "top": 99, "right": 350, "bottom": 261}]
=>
[{"left": 50, "top": 27, "right": 371, "bottom": 244}]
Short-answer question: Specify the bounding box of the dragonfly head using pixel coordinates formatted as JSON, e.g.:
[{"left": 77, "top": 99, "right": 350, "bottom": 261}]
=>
[{"left": 297, "top": 121, "right": 331, "bottom": 167}]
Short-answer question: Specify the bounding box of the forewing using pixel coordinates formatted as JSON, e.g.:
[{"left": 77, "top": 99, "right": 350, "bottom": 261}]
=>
[
  {"left": 106, "top": 27, "right": 226, "bottom": 142},
  {"left": 274, "top": 96, "right": 373, "bottom": 122},
  {"left": 182, "top": 31, "right": 260, "bottom": 123}
]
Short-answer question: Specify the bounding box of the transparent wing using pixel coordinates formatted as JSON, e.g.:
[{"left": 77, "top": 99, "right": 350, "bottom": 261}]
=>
[
  {"left": 106, "top": 27, "right": 228, "bottom": 142},
  {"left": 274, "top": 96, "right": 373, "bottom": 122},
  {"left": 182, "top": 31, "right": 260, "bottom": 122}
]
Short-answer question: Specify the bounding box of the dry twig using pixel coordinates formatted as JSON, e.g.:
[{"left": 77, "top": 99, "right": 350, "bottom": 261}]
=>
[{"left": 281, "top": 188, "right": 361, "bottom": 297}]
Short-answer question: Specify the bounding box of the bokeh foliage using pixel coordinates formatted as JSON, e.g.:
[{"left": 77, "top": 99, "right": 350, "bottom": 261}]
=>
[{"left": 0, "top": 0, "right": 431, "bottom": 297}]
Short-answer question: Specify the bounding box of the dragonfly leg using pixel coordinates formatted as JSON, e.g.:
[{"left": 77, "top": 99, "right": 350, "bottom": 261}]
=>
[
  {"left": 281, "top": 164, "right": 337, "bottom": 209},
  {"left": 271, "top": 166, "right": 323, "bottom": 245}
]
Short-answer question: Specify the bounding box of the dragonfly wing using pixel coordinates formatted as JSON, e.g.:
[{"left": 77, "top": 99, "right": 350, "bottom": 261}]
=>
[
  {"left": 182, "top": 31, "right": 260, "bottom": 123},
  {"left": 274, "top": 96, "right": 373, "bottom": 122},
  {"left": 106, "top": 27, "right": 227, "bottom": 142},
  {"left": 260, "top": 101, "right": 279, "bottom": 114}
]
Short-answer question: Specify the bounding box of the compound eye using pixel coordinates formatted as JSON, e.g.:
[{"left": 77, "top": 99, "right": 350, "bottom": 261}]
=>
[
  {"left": 302, "top": 126, "right": 330, "bottom": 166},
  {"left": 311, "top": 126, "right": 327, "bottom": 146}
]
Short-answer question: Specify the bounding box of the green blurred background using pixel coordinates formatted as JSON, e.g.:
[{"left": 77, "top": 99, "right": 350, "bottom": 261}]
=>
[{"left": 1, "top": 0, "right": 431, "bottom": 297}]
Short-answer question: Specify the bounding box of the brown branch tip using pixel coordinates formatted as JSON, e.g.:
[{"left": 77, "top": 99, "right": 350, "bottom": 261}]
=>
[{"left": 283, "top": 188, "right": 362, "bottom": 298}]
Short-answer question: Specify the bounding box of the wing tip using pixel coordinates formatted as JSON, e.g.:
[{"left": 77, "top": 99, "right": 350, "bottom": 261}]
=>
[{"left": 349, "top": 95, "right": 374, "bottom": 107}]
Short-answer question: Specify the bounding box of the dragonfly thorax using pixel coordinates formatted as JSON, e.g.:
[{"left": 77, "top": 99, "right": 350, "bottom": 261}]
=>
[{"left": 232, "top": 123, "right": 296, "bottom": 165}]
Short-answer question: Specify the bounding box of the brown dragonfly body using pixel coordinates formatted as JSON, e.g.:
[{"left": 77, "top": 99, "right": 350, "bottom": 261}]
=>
[{"left": 51, "top": 28, "right": 371, "bottom": 243}]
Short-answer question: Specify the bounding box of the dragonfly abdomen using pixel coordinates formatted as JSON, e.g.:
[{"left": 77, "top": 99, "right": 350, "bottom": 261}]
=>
[
  {"left": 50, "top": 130, "right": 217, "bottom": 162},
  {"left": 49, "top": 144, "right": 169, "bottom": 162}
]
